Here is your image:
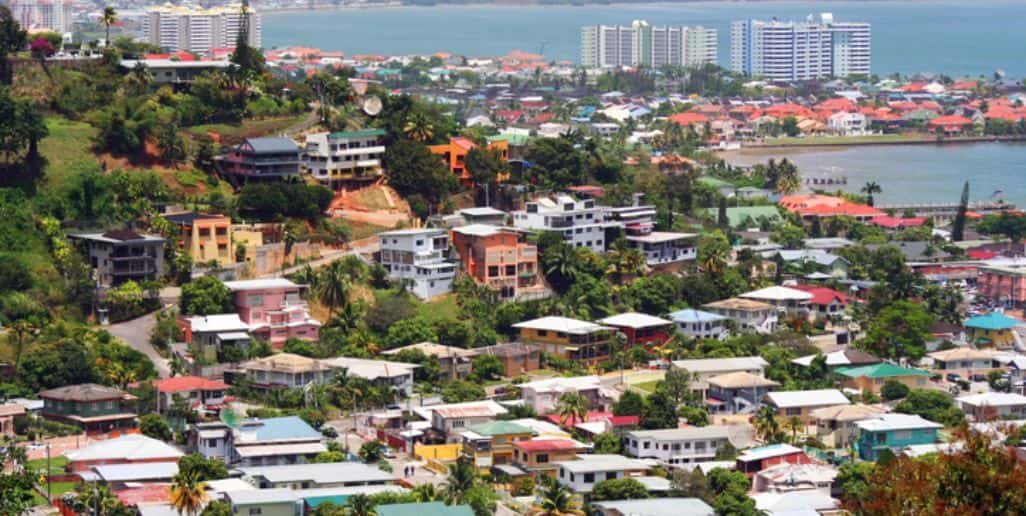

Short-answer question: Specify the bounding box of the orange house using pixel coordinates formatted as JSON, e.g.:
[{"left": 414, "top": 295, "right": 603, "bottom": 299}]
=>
[
  {"left": 429, "top": 137, "right": 509, "bottom": 186},
  {"left": 451, "top": 224, "right": 543, "bottom": 301}
]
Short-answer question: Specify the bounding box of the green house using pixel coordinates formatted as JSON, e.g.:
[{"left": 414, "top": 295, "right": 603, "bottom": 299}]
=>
[
  {"left": 39, "top": 383, "right": 138, "bottom": 434},
  {"left": 855, "top": 413, "right": 942, "bottom": 460}
]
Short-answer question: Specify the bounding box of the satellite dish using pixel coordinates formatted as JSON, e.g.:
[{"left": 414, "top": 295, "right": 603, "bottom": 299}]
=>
[{"left": 362, "top": 95, "right": 383, "bottom": 116}]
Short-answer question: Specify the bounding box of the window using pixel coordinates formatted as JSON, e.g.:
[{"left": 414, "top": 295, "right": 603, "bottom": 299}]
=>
[
  {"left": 786, "top": 407, "right": 801, "bottom": 416},
  {"left": 452, "top": 420, "right": 465, "bottom": 428},
  {"left": 537, "top": 330, "right": 548, "bottom": 337},
  {"left": 643, "top": 442, "right": 650, "bottom": 449},
  {"left": 583, "top": 473, "right": 595, "bottom": 483},
  {"left": 537, "top": 454, "right": 549, "bottom": 463},
  {"left": 875, "top": 433, "right": 887, "bottom": 444},
  {"left": 488, "top": 266, "right": 499, "bottom": 277},
  {"left": 505, "top": 265, "right": 516, "bottom": 276},
  {"left": 672, "top": 444, "right": 681, "bottom": 451},
  {"left": 606, "top": 472, "right": 617, "bottom": 480},
  {"left": 662, "top": 444, "right": 669, "bottom": 451},
  {"left": 249, "top": 509, "right": 262, "bottom": 515}
]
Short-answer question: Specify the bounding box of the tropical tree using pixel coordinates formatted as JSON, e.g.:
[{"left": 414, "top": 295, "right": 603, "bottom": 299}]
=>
[
  {"left": 169, "top": 470, "right": 209, "bottom": 516},
  {"left": 785, "top": 415, "right": 804, "bottom": 444},
  {"left": 0, "top": 6, "right": 27, "bottom": 86},
  {"left": 952, "top": 180, "right": 969, "bottom": 242},
  {"left": 532, "top": 479, "right": 584, "bottom": 515},
  {"left": 411, "top": 483, "right": 444, "bottom": 502},
  {"left": 345, "top": 494, "right": 376, "bottom": 516},
  {"left": 445, "top": 460, "right": 478, "bottom": 505},
  {"left": 861, "top": 181, "right": 882, "bottom": 206},
  {"left": 403, "top": 112, "right": 434, "bottom": 142},
  {"left": 556, "top": 391, "right": 589, "bottom": 426},
  {"left": 317, "top": 261, "right": 351, "bottom": 317},
  {"left": 542, "top": 243, "right": 580, "bottom": 293},
  {"left": 697, "top": 230, "right": 730, "bottom": 274},
  {"left": 605, "top": 241, "right": 646, "bottom": 283},
  {"left": 754, "top": 406, "right": 783, "bottom": 443},
  {"left": 101, "top": 6, "right": 116, "bottom": 45}
]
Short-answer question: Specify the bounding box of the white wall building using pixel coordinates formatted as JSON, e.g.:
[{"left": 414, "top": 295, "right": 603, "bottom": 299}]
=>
[
  {"left": 303, "top": 129, "right": 386, "bottom": 189},
  {"left": 377, "top": 229, "right": 456, "bottom": 300},
  {"left": 581, "top": 20, "right": 717, "bottom": 68},
  {"left": 556, "top": 455, "right": 653, "bottom": 493},
  {"left": 10, "top": 0, "right": 72, "bottom": 32},
  {"left": 828, "top": 111, "right": 868, "bottom": 135},
  {"left": 146, "top": 3, "right": 261, "bottom": 54},
  {"left": 730, "top": 13, "right": 870, "bottom": 81},
  {"left": 512, "top": 195, "right": 609, "bottom": 253},
  {"left": 625, "top": 426, "right": 733, "bottom": 465}
]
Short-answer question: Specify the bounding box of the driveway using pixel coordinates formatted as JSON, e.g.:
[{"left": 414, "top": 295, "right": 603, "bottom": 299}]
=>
[{"left": 106, "top": 310, "right": 172, "bottom": 378}]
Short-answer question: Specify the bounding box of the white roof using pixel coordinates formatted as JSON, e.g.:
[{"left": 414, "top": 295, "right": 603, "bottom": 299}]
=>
[
  {"left": 513, "top": 316, "right": 612, "bottom": 335},
  {"left": 205, "top": 478, "right": 255, "bottom": 495},
  {"left": 957, "top": 392, "right": 1026, "bottom": 407},
  {"left": 186, "top": 314, "right": 249, "bottom": 333},
  {"left": 556, "top": 454, "right": 652, "bottom": 473},
  {"left": 752, "top": 490, "right": 838, "bottom": 515},
  {"left": 239, "top": 462, "right": 395, "bottom": 485},
  {"left": 737, "top": 444, "right": 804, "bottom": 463},
  {"left": 224, "top": 278, "right": 301, "bottom": 291},
  {"left": 627, "top": 426, "right": 731, "bottom": 441},
  {"left": 321, "top": 357, "right": 418, "bottom": 381},
  {"left": 232, "top": 442, "right": 328, "bottom": 458},
  {"left": 225, "top": 488, "right": 298, "bottom": 505},
  {"left": 93, "top": 462, "right": 178, "bottom": 482},
  {"left": 592, "top": 498, "right": 713, "bottom": 516},
  {"left": 855, "top": 413, "right": 943, "bottom": 432},
  {"left": 65, "top": 434, "right": 183, "bottom": 462},
  {"left": 625, "top": 231, "right": 698, "bottom": 244},
  {"left": 671, "top": 356, "right": 769, "bottom": 374},
  {"left": 520, "top": 375, "right": 601, "bottom": 393},
  {"left": 411, "top": 400, "right": 508, "bottom": 422},
  {"left": 765, "top": 389, "right": 850, "bottom": 409},
  {"left": 458, "top": 207, "right": 506, "bottom": 217},
  {"left": 598, "top": 312, "right": 672, "bottom": 329},
  {"left": 451, "top": 224, "right": 505, "bottom": 237},
  {"left": 740, "top": 286, "right": 814, "bottom": 302}
]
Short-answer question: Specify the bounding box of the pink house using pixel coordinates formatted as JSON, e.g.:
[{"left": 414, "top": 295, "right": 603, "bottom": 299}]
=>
[{"left": 224, "top": 278, "right": 321, "bottom": 347}]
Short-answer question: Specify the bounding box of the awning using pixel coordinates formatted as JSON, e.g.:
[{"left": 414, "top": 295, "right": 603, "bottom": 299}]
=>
[{"left": 492, "top": 464, "right": 528, "bottom": 476}]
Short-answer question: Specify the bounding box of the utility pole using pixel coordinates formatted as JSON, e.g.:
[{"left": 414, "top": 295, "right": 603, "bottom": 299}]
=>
[{"left": 46, "top": 443, "right": 51, "bottom": 502}]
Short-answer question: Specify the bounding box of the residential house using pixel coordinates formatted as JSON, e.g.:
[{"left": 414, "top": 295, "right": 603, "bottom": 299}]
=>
[
  {"left": 151, "top": 376, "right": 230, "bottom": 417},
  {"left": 428, "top": 137, "right": 509, "bottom": 186},
  {"left": 788, "top": 285, "right": 850, "bottom": 318},
  {"left": 624, "top": 426, "right": 733, "bottom": 465},
  {"left": 740, "top": 286, "right": 813, "bottom": 318},
  {"left": 378, "top": 502, "right": 474, "bottom": 516},
  {"left": 0, "top": 403, "right": 25, "bottom": 437},
  {"left": 597, "top": 312, "right": 674, "bottom": 348},
  {"left": 977, "top": 265, "right": 1026, "bottom": 306},
  {"left": 455, "top": 207, "right": 508, "bottom": 226},
  {"left": 474, "top": 342, "right": 541, "bottom": 377},
  {"left": 927, "top": 348, "right": 996, "bottom": 374},
  {"left": 425, "top": 401, "right": 509, "bottom": 443},
  {"left": 164, "top": 212, "right": 235, "bottom": 265},
  {"left": 810, "top": 403, "right": 888, "bottom": 448},
  {"left": 217, "top": 137, "right": 302, "bottom": 183},
  {"left": 513, "top": 316, "right": 614, "bottom": 365},
  {"left": 211, "top": 416, "right": 327, "bottom": 466},
  {"left": 736, "top": 444, "right": 811, "bottom": 475},
  {"left": 604, "top": 195, "right": 697, "bottom": 267},
  {"left": 763, "top": 389, "right": 850, "bottom": 424},
  {"left": 957, "top": 392, "right": 1026, "bottom": 421},
  {"left": 239, "top": 353, "right": 339, "bottom": 391},
  {"left": 225, "top": 278, "right": 321, "bottom": 346},
  {"left": 450, "top": 224, "right": 544, "bottom": 301},
  {"left": 964, "top": 311, "right": 1020, "bottom": 349},
  {"left": 927, "top": 114, "right": 974, "bottom": 134},
  {"left": 303, "top": 129, "right": 387, "bottom": 189},
  {"left": 752, "top": 462, "right": 838, "bottom": 493},
  {"left": 512, "top": 439, "right": 581, "bottom": 477},
  {"left": 752, "top": 490, "right": 840, "bottom": 516},
  {"left": 827, "top": 111, "right": 867, "bottom": 135},
  {"left": 555, "top": 454, "right": 652, "bottom": 493},
  {"left": 520, "top": 376, "right": 607, "bottom": 415},
  {"left": 706, "top": 372, "right": 779, "bottom": 414},
  {"left": 855, "top": 414, "right": 942, "bottom": 461},
  {"left": 512, "top": 195, "right": 609, "bottom": 253},
  {"left": 377, "top": 229, "right": 457, "bottom": 300},
  {"left": 836, "top": 363, "right": 931, "bottom": 395},
  {"left": 382, "top": 342, "right": 477, "bottom": 380},
  {"left": 791, "top": 348, "right": 881, "bottom": 369},
  {"left": 702, "top": 298, "right": 778, "bottom": 334},
  {"left": 771, "top": 250, "right": 850, "bottom": 278},
  {"left": 238, "top": 462, "right": 396, "bottom": 489},
  {"left": 667, "top": 309, "right": 729, "bottom": 340},
  {"left": 321, "top": 356, "right": 418, "bottom": 397},
  {"left": 39, "top": 383, "right": 138, "bottom": 434},
  {"left": 179, "top": 314, "right": 252, "bottom": 363},
  {"left": 461, "top": 420, "right": 534, "bottom": 470},
  {"left": 778, "top": 194, "right": 884, "bottom": 223},
  {"left": 224, "top": 489, "right": 299, "bottom": 516},
  {"left": 592, "top": 498, "right": 714, "bottom": 516},
  {"left": 90, "top": 462, "right": 179, "bottom": 488},
  {"left": 70, "top": 230, "right": 166, "bottom": 289},
  {"left": 64, "top": 434, "right": 183, "bottom": 473}
]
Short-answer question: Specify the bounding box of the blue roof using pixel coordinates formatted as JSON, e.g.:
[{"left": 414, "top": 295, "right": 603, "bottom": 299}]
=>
[
  {"left": 377, "top": 502, "right": 474, "bottom": 516},
  {"left": 250, "top": 416, "right": 321, "bottom": 442},
  {"left": 244, "top": 137, "right": 300, "bottom": 154},
  {"left": 965, "top": 311, "right": 1020, "bottom": 331},
  {"left": 667, "top": 309, "right": 727, "bottom": 324}
]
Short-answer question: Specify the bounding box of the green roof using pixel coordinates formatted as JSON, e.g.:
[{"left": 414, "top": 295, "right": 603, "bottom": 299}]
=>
[
  {"left": 703, "top": 205, "right": 783, "bottom": 228},
  {"left": 965, "top": 311, "right": 1020, "bottom": 331},
  {"left": 329, "top": 128, "right": 386, "bottom": 139},
  {"left": 377, "top": 502, "right": 474, "bottom": 516},
  {"left": 697, "top": 176, "right": 734, "bottom": 188},
  {"left": 836, "top": 363, "right": 930, "bottom": 379},
  {"left": 466, "top": 420, "right": 533, "bottom": 436},
  {"left": 487, "top": 133, "right": 530, "bottom": 146}
]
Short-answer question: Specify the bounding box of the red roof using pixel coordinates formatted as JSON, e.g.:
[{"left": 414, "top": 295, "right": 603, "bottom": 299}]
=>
[
  {"left": 869, "top": 216, "right": 927, "bottom": 229},
  {"left": 513, "top": 439, "right": 578, "bottom": 452},
  {"left": 152, "top": 376, "right": 229, "bottom": 394},
  {"left": 928, "top": 115, "right": 974, "bottom": 127},
  {"left": 764, "top": 103, "right": 815, "bottom": 119},
  {"left": 798, "top": 203, "right": 885, "bottom": 218},
  {"left": 116, "top": 484, "right": 170, "bottom": 506},
  {"left": 668, "top": 111, "right": 709, "bottom": 126},
  {"left": 790, "top": 285, "right": 849, "bottom": 306},
  {"left": 815, "top": 98, "right": 856, "bottom": 112},
  {"left": 969, "top": 249, "right": 998, "bottom": 260},
  {"left": 952, "top": 80, "right": 979, "bottom": 91}
]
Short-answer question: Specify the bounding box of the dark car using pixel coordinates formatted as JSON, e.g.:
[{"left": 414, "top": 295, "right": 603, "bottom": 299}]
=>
[{"left": 946, "top": 373, "right": 963, "bottom": 383}]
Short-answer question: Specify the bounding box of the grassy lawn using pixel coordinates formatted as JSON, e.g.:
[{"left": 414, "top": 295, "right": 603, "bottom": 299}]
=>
[
  {"left": 347, "top": 220, "right": 392, "bottom": 241},
  {"left": 354, "top": 188, "right": 392, "bottom": 211},
  {"left": 416, "top": 294, "right": 461, "bottom": 325},
  {"left": 631, "top": 380, "right": 661, "bottom": 393},
  {"left": 27, "top": 456, "right": 68, "bottom": 476},
  {"left": 762, "top": 133, "right": 929, "bottom": 146},
  {"left": 185, "top": 114, "right": 308, "bottom": 145},
  {"left": 40, "top": 117, "right": 98, "bottom": 188}
]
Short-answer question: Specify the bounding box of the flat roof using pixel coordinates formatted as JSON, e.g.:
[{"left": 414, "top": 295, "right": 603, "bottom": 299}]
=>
[
  {"left": 737, "top": 444, "right": 804, "bottom": 463},
  {"left": 513, "top": 316, "right": 612, "bottom": 335},
  {"left": 765, "top": 389, "right": 850, "bottom": 409},
  {"left": 233, "top": 442, "right": 327, "bottom": 458},
  {"left": 957, "top": 392, "right": 1026, "bottom": 407},
  {"left": 556, "top": 454, "right": 652, "bottom": 473},
  {"left": 856, "top": 414, "right": 943, "bottom": 432},
  {"left": 225, "top": 488, "right": 298, "bottom": 505},
  {"left": 224, "top": 278, "right": 302, "bottom": 291},
  {"left": 671, "top": 356, "right": 768, "bottom": 373},
  {"left": 625, "top": 231, "right": 698, "bottom": 244},
  {"left": 186, "top": 314, "right": 249, "bottom": 333},
  {"left": 627, "top": 426, "right": 731, "bottom": 441},
  {"left": 666, "top": 309, "right": 727, "bottom": 324},
  {"left": 93, "top": 462, "right": 178, "bottom": 482},
  {"left": 598, "top": 312, "right": 672, "bottom": 329},
  {"left": 740, "top": 286, "right": 814, "bottom": 302},
  {"left": 240, "top": 462, "right": 395, "bottom": 485}
]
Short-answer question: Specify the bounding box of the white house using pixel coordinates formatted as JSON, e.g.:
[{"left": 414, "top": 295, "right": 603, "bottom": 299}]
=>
[
  {"left": 827, "top": 111, "right": 867, "bottom": 135},
  {"left": 957, "top": 392, "right": 1026, "bottom": 421},
  {"left": 512, "top": 195, "right": 609, "bottom": 252},
  {"left": 740, "top": 286, "right": 813, "bottom": 317},
  {"left": 377, "top": 228, "right": 457, "bottom": 299},
  {"left": 321, "top": 357, "right": 419, "bottom": 397},
  {"left": 303, "top": 129, "right": 386, "bottom": 189},
  {"left": 520, "top": 376, "right": 606, "bottom": 415},
  {"left": 624, "top": 426, "right": 733, "bottom": 465},
  {"left": 555, "top": 454, "right": 653, "bottom": 493},
  {"left": 702, "top": 298, "right": 778, "bottom": 333},
  {"left": 667, "top": 309, "right": 730, "bottom": 340}
]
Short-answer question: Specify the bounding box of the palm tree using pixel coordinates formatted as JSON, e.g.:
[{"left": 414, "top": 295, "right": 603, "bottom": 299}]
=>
[
  {"left": 412, "top": 483, "right": 444, "bottom": 502},
  {"left": 861, "top": 181, "right": 882, "bottom": 206},
  {"left": 317, "top": 261, "right": 350, "bottom": 318},
  {"left": 124, "top": 61, "right": 152, "bottom": 94},
  {"left": 544, "top": 245, "right": 580, "bottom": 286},
  {"left": 556, "top": 392, "right": 589, "bottom": 427},
  {"left": 533, "top": 480, "right": 584, "bottom": 515},
  {"left": 445, "top": 460, "right": 478, "bottom": 505},
  {"left": 754, "top": 406, "right": 782, "bottom": 444},
  {"left": 169, "top": 470, "right": 208, "bottom": 516},
  {"left": 786, "top": 415, "right": 804, "bottom": 445},
  {"left": 346, "top": 493, "right": 377, "bottom": 516},
  {"left": 605, "top": 242, "right": 646, "bottom": 284},
  {"left": 101, "top": 6, "right": 117, "bottom": 45},
  {"left": 403, "top": 112, "right": 434, "bottom": 142}
]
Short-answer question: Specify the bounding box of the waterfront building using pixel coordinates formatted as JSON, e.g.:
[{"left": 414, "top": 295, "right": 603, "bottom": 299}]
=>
[
  {"left": 377, "top": 228, "right": 457, "bottom": 300},
  {"left": 146, "top": 3, "right": 261, "bottom": 54},
  {"left": 303, "top": 129, "right": 387, "bottom": 190},
  {"left": 730, "top": 13, "right": 870, "bottom": 80},
  {"left": 581, "top": 20, "right": 717, "bottom": 68},
  {"left": 10, "top": 0, "right": 72, "bottom": 33}
]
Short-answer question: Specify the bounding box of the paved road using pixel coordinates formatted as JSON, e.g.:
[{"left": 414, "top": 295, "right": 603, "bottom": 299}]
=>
[{"left": 106, "top": 309, "right": 172, "bottom": 378}]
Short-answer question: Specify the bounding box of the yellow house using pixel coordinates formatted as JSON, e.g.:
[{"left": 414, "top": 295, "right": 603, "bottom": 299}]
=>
[
  {"left": 964, "top": 312, "right": 1020, "bottom": 349},
  {"left": 512, "top": 316, "right": 614, "bottom": 366},
  {"left": 461, "top": 420, "right": 534, "bottom": 473},
  {"left": 836, "top": 363, "right": 931, "bottom": 395},
  {"left": 165, "top": 212, "right": 235, "bottom": 265}
]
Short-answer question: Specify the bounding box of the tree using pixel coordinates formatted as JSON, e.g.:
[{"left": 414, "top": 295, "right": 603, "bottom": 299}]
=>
[
  {"left": 592, "top": 432, "right": 622, "bottom": 454},
  {"left": 0, "top": 6, "right": 26, "bottom": 86},
  {"left": 858, "top": 300, "right": 933, "bottom": 360},
  {"left": 951, "top": 180, "right": 969, "bottom": 242},
  {"left": 641, "top": 390, "right": 678, "bottom": 429},
  {"left": 157, "top": 121, "right": 186, "bottom": 168},
  {"left": 590, "top": 477, "right": 650, "bottom": 502},
  {"left": 613, "top": 390, "right": 645, "bottom": 416},
  {"left": 229, "top": 0, "right": 264, "bottom": 78},
  {"left": 169, "top": 470, "right": 209, "bottom": 516},
  {"left": 542, "top": 243, "right": 580, "bottom": 293},
  {"left": 678, "top": 406, "right": 709, "bottom": 427},
  {"left": 441, "top": 380, "right": 486, "bottom": 403},
  {"left": 717, "top": 197, "right": 729, "bottom": 228},
  {"left": 556, "top": 391, "right": 589, "bottom": 426},
  {"left": 861, "top": 181, "right": 882, "bottom": 206},
  {"left": 534, "top": 479, "right": 584, "bottom": 515},
  {"left": 464, "top": 485, "right": 499, "bottom": 516},
  {"left": 670, "top": 468, "right": 713, "bottom": 503},
  {"left": 445, "top": 460, "right": 477, "bottom": 505},
  {"left": 358, "top": 440, "right": 384, "bottom": 463},
  {"left": 754, "top": 406, "right": 783, "bottom": 443},
  {"left": 523, "top": 137, "right": 587, "bottom": 189},
  {"left": 894, "top": 389, "right": 964, "bottom": 426},
  {"left": 988, "top": 369, "right": 1012, "bottom": 393},
  {"left": 697, "top": 230, "right": 730, "bottom": 274},
  {"left": 384, "top": 318, "right": 437, "bottom": 349},
  {"left": 101, "top": 6, "right": 116, "bottom": 45},
  {"left": 0, "top": 469, "right": 36, "bottom": 515},
  {"left": 200, "top": 500, "right": 232, "bottom": 516},
  {"left": 178, "top": 453, "right": 229, "bottom": 481},
  {"left": 346, "top": 494, "right": 377, "bottom": 516},
  {"left": 403, "top": 112, "right": 434, "bottom": 142},
  {"left": 317, "top": 262, "right": 351, "bottom": 318},
  {"left": 470, "top": 353, "right": 504, "bottom": 382},
  {"left": 139, "top": 413, "right": 172, "bottom": 441},
  {"left": 383, "top": 140, "right": 457, "bottom": 206},
  {"left": 836, "top": 461, "right": 874, "bottom": 504},
  {"left": 708, "top": 468, "right": 757, "bottom": 516},
  {"left": 180, "top": 276, "right": 233, "bottom": 316},
  {"left": 661, "top": 367, "right": 693, "bottom": 406},
  {"left": 880, "top": 380, "right": 910, "bottom": 401},
  {"left": 772, "top": 223, "right": 805, "bottom": 249}
]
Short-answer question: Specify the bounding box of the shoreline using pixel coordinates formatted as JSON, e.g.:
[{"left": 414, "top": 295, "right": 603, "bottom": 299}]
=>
[{"left": 727, "top": 135, "right": 1026, "bottom": 157}]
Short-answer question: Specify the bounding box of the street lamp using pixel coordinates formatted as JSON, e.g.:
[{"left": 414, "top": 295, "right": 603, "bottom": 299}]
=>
[{"left": 615, "top": 331, "right": 628, "bottom": 387}]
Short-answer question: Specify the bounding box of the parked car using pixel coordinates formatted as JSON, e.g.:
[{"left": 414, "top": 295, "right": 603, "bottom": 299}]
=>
[
  {"left": 946, "top": 373, "right": 963, "bottom": 383},
  {"left": 969, "top": 373, "right": 987, "bottom": 382}
]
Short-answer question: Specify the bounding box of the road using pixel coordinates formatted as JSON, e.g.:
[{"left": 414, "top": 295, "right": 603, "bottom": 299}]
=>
[{"left": 106, "top": 309, "right": 172, "bottom": 378}]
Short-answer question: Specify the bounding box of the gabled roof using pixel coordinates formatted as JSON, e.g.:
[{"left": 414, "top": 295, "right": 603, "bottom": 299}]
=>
[
  {"left": 244, "top": 137, "right": 300, "bottom": 154},
  {"left": 737, "top": 443, "right": 803, "bottom": 463},
  {"left": 965, "top": 311, "right": 1020, "bottom": 331},
  {"left": 792, "top": 348, "right": 880, "bottom": 367},
  {"left": 152, "top": 376, "right": 229, "bottom": 393},
  {"left": 788, "top": 285, "right": 850, "bottom": 306},
  {"left": 235, "top": 416, "right": 322, "bottom": 443},
  {"left": 671, "top": 356, "right": 769, "bottom": 373},
  {"left": 513, "top": 316, "right": 612, "bottom": 335},
  {"left": 928, "top": 347, "right": 994, "bottom": 362},
  {"left": 667, "top": 309, "right": 727, "bottom": 324},
  {"left": 957, "top": 392, "right": 1026, "bottom": 408},
  {"left": 39, "top": 383, "right": 132, "bottom": 402},
  {"left": 741, "top": 286, "right": 814, "bottom": 302},
  {"left": 239, "top": 462, "right": 395, "bottom": 485},
  {"left": 707, "top": 371, "right": 779, "bottom": 389},
  {"left": 592, "top": 498, "right": 714, "bottom": 516},
  {"left": 765, "top": 389, "right": 849, "bottom": 408},
  {"left": 626, "top": 425, "right": 731, "bottom": 441},
  {"left": 513, "top": 439, "right": 579, "bottom": 452},
  {"left": 809, "top": 403, "right": 887, "bottom": 422},
  {"left": 65, "top": 434, "right": 183, "bottom": 462}
]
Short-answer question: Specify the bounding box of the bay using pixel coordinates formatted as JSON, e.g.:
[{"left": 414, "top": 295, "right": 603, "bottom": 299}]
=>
[{"left": 263, "top": 0, "right": 1026, "bottom": 77}]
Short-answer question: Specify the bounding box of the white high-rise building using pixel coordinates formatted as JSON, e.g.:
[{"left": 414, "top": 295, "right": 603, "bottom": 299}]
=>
[
  {"left": 146, "top": 3, "right": 261, "bottom": 54},
  {"left": 580, "top": 21, "right": 716, "bottom": 69},
  {"left": 730, "top": 13, "right": 870, "bottom": 81},
  {"left": 10, "top": 0, "right": 73, "bottom": 33}
]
